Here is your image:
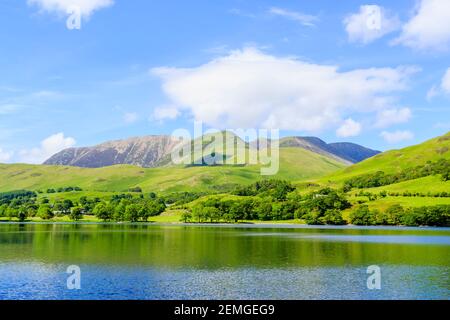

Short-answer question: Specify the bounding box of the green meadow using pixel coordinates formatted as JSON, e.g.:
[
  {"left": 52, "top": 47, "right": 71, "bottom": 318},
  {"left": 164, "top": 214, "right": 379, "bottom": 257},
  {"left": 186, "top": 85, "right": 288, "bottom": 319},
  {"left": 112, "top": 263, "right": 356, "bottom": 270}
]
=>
[{"left": 1, "top": 132, "right": 449, "bottom": 226}]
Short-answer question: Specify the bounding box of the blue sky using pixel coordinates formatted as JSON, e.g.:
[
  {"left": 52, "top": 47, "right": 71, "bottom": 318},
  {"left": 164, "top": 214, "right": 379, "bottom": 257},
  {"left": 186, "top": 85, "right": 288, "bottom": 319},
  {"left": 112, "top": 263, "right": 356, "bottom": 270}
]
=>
[{"left": 0, "top": 0, "right": 449, "bottom": 163}]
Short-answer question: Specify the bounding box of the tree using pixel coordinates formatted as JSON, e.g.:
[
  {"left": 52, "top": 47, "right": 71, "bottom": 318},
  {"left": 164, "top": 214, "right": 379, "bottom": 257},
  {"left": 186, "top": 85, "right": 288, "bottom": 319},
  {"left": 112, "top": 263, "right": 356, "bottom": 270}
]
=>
[
  {"left": 349, "top": 205, "right": 375, "bottom": 226},
  {"left": 6, "top": 206, "right": 18, "bottom": 220},
  {"left": 180, "top": 210, "right": 192, "bottom": 223},
  {"left": 323, "top": 209, "right": 347, "bottom": 225},
  {"left": 0, "top": 204, "right": 8, "bottom": 217},
  {"left": 373, "top": 209, "right": 390, "bottom": 225},
  {"left": 18, "top": 207, "right": 27, "bottom": 222},
  {"left": 255, "top": 199, "right": 273, "bottom": 221},
  {"left": 26, "top": 205, "right": 37, "bottom": 218},
  {"left": 62, "top": 199, "right": 74, "bottom": 212},
  {"left": 93, "top": 203, "right": 112, "bottom": 221},
  {"left": 37, "top": 205, "right": 54, "bottom": 220},
  {"left": 203, "top": 206, "right": 220, "bottom": 223},
  {"left": 191, "top": 203, "right": 206, "bottom": 223},
  {"left": 401, "top": 208, "right": 425, "bottom": 226},
  {"left": 53, "top": 201, "right": 66, "bottom": 216},
  {"left": 385, "top": 204, "right": 404, "bottom": 225},
  {"left": 113, "top": 200, "right": 128, "bottom": 222},
  {"left": 69, "top": 207, "right": 83, "bottom": 221},
  {"left": 306, "top": 188, "right": 351, "bottom": 215},
  {"left": 229, "top": 201, "right": 247, "bottom": 222},
  {"left": 139, "top": 200, "right": 166, "bottom": 221},
  {"left": 125, "top": 204, "right": 140, "bottom": 222},
  {"left": 303, "top": 210, "right": 324, "bottom": 225}
]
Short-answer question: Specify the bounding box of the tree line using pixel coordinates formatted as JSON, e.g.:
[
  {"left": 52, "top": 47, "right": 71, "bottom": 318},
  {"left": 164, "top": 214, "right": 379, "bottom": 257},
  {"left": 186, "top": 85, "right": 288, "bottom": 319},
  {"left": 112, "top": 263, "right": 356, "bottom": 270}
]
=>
[
  {"left": 349, "top": 204, "right": 450, "bottom": 227},
  {"left": 0, "top": 191, "right": 166, "bottom": 222},
  {"left": 181, "top": 184, "right": 351, "bottom": 225},
  {"left": 1, "top": 179, "right": 449, "bottom": 227}
]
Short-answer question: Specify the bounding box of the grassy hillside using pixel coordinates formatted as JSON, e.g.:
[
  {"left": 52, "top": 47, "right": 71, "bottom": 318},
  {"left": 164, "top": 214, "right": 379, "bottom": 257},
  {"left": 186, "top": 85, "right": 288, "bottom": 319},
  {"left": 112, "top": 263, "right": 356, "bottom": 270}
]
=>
[
  {"left": 314, "top": 132, "right": 450, "bottom": 218},
  {"left": 0, "top": 147, "right": 345, "bottom": 193},
  {"left": 350, "top": 176, "right": 450, "bottom": 194},
  {"left": 324, "top": 131, "right": 450, "bottom": 184}
]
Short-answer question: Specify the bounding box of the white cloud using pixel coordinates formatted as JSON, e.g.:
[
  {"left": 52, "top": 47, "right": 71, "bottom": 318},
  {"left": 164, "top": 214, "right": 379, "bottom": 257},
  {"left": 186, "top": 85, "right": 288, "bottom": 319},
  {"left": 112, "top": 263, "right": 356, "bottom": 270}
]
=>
[
  {"left": 0, "top": 148, "right": 13, "bottom": 163},
  {"left": 152, "top": 47, "right": 416, "bottom": 132},
  {"left": 344, "top": 5, "right": 400, "bottom": 44},
  {"left": 27, "top": 0, "right": 114, "bottom": 17},
  {"left": 375, "top": 107, "right": 412, "bottom": 128},
  {"left": 393, "top": 0, "right": 450, "bottom": 50},
  {"left": 152, "top": 106, "right": 181, "bottom": 121},
  {"left": 441, "top": 68, "right": 450, "bottom": 93},
  {"left": 123, "top": 112, "right": 138, "bottom": 124},
  {"left": 336, "top": 118, "right": 362, "bottom": 138},
  {"left": 380, "top": 130, "right": 414, "bottom": 144},
  {"left": 19, "top": 133, "right": 76, "bottom": 164},
  {"left": 269, "top": 7, "right": 319, "bottom": 27}
]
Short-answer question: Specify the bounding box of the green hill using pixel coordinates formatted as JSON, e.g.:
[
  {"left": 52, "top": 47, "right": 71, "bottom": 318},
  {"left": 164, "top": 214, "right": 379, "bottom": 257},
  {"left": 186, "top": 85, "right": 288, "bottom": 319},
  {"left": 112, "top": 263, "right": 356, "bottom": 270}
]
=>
[
  {"left": 325, "top": 131, "right": 450, "bottom": 184},
  {"left": 0, "top": 147, "right": 345, "bottom": 193},
  {"left": 320, "top": 131, "right": 450, "bottom": 213}
]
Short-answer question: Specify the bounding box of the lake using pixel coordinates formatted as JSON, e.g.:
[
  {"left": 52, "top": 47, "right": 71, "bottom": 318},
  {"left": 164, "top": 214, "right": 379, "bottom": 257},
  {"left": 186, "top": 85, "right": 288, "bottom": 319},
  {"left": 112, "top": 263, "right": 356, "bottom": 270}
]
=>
[{"left": 0, "top": 223, "right": 449, "bottom": 300}]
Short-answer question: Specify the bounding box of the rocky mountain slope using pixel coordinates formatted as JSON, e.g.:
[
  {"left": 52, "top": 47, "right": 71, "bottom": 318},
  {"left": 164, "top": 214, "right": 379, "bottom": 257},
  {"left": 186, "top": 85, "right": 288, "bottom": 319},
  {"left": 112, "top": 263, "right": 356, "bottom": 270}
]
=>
[
  {"left": 44, "top": 133, "right": 380, "bottom": 168},
  {"left": 44, "top": 135, "right": 183, "bottom": 168}
]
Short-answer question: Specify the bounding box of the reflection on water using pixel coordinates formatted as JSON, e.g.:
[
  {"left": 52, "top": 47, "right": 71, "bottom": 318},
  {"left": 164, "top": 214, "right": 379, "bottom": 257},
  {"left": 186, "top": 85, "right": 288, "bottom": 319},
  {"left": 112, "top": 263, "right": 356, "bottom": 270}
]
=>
[{"left": 0, "top": 223, "right": 449, "bottom": 300}]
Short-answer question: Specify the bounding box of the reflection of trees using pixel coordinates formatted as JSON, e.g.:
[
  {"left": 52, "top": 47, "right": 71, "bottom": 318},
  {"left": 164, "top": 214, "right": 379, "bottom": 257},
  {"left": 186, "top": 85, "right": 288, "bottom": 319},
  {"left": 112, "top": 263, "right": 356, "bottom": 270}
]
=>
[{"left": 0, "top": 224, "right": 447, "bottom": 268}]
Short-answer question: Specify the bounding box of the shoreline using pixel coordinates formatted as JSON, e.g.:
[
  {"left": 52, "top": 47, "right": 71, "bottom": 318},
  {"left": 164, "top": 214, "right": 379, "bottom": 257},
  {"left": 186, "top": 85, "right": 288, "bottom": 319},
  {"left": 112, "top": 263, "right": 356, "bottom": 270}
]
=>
[{"left": 1, "top": 220, "right": 449, "bottom": 231}]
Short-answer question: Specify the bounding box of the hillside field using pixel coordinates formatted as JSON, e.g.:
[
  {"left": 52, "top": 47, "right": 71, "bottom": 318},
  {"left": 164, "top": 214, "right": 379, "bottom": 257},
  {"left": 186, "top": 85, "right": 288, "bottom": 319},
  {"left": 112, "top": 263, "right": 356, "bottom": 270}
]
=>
[{"left": 0, "top": 147, "right": 345, "bottom": 193}]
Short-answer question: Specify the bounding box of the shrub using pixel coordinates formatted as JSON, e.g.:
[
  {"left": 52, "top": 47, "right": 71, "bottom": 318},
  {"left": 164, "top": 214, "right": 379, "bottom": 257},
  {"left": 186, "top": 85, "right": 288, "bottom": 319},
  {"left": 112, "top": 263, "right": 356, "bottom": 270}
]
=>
[
  {"left": 69, "top": 207, "right": 83, "bottom": 221},
  {"left": 349, "top": 205, "right": 375, "bottom": 226},
  {"left": 323, "top": 209, "right": 347, "bottom": 225},
  {"left": 37, "top": 205, "right": 54, "bottom": 220}
]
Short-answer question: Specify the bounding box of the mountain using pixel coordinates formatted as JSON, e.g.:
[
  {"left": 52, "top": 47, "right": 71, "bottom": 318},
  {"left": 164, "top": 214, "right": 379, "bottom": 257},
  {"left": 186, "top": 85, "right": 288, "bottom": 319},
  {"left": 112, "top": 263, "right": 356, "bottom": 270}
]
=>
[
  {"left": 328, "top": 142, "right": 381, "bottom": 163},
  {"left": 279, "top": 137, "right": 380, "bottom": 164},
  {"left": 44, "top": 133, "right": 379, "bottom": 168},
  {"left": 44, "top": 135, "right": 183, "bottom": 168},
  {"left": 0, "top": 147, "right": 346, "bottom": 193}
]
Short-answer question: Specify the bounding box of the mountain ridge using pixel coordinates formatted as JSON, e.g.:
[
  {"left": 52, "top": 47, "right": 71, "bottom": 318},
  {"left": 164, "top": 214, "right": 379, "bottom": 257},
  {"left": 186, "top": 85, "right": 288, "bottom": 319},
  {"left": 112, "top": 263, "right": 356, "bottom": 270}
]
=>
[{"left": 43, "top": 133, "right": 380, "bottom": 168}]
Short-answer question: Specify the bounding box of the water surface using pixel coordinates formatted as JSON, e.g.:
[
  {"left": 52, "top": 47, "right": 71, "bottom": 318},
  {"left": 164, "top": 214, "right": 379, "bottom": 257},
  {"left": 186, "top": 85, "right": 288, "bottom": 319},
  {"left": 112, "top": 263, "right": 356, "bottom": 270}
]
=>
[{"left": 0, "top": 223, "right": 448, "bottom": 300}]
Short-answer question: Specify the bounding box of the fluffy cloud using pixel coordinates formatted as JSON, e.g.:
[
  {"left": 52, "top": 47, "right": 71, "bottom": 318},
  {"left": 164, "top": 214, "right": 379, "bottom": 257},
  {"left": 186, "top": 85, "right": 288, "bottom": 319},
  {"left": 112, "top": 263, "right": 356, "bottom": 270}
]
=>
[
  {"left": 152, "top": 106, "right": 180, "bottom": 121},
  {"left": 152, "top": 48, "right": 416, "bottom": 133},
  {"left": 336, "top": 119, "right": 362, "bottom": 138},
  {"left": 269, "top": 7, "right": 319, "bottom": 27},
  {"left": 380, "top": 130, "right": 414, "bottom": 144},
  {"left": 27, "top": 0, "right": 114, "bottom": 17},
  {"left": 19, "top": 133, "right": 76, "bottom": 164},
  {"left": 393, "top": 0, "right": 450, "bottom": 50},
  {"left": 344, "top": 5, "right": 400, "bottom": 44},
  {"left": 123, "top": 112, "right": 138, "bottom": 124},
  {"left": 374, "top": 107, "right": 412, "bottom": 128},
  {"left": 0, "top": 148, "right": 13, "bottom": 163}
]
